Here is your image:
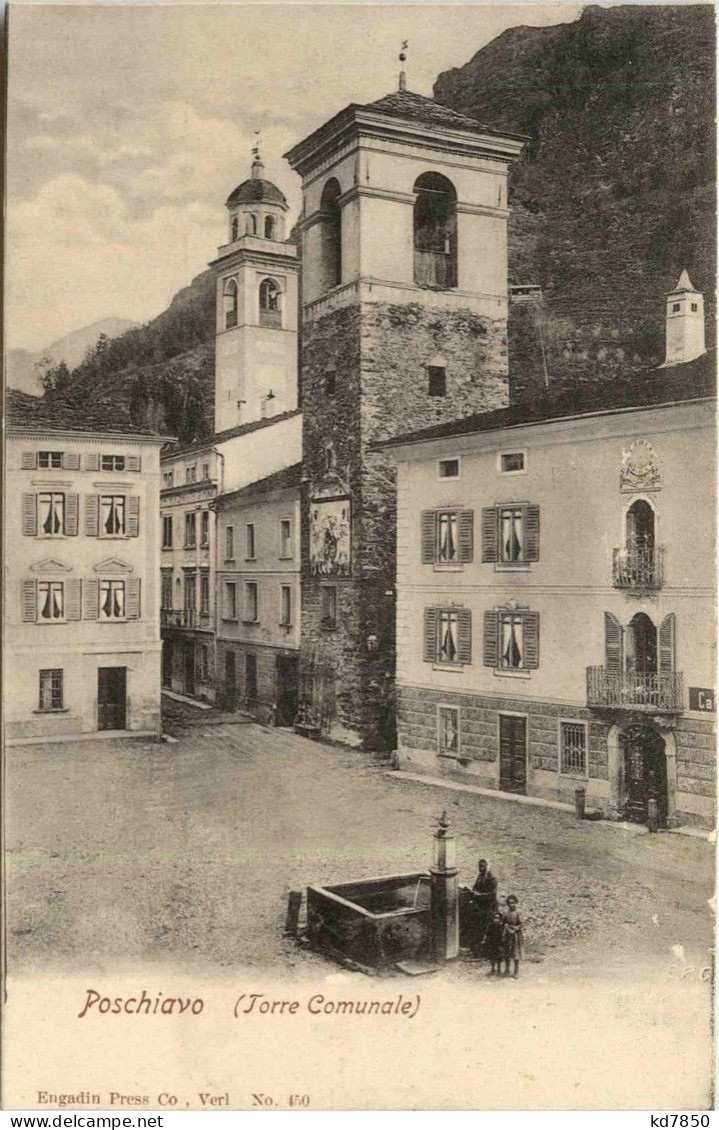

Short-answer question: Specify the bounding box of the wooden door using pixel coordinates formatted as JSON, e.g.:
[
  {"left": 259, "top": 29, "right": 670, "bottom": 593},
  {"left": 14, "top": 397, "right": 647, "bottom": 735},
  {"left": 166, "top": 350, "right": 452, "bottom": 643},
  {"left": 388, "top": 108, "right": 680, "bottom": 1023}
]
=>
[
  {"left": 98, "top": 667, "right": 127, "bottom": 731},
  {"left": 623, "top": 726, "right": 667, "bottom": 826},
  {"left": 224, "top": 651, "right": 236, "bottom": 711},
  {"left": 275, "top": 655, "right": 298, "bottom": 727},
  {"left": 499, "top": 714, "right": 527, "bottom": 794},
  {"left": 184, "top": 643, "right": 195, "bottom": 696}
]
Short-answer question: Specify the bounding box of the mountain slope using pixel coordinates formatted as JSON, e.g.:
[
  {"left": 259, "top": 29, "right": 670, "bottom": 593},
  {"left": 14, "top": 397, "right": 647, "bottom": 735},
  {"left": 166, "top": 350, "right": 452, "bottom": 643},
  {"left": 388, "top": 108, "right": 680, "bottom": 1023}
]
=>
[
  {"left": 435, "top": 3, "right": 715, "bottom": 371},
  {"left": 7, "top": 317, "right": 139, "bottom": 396}
]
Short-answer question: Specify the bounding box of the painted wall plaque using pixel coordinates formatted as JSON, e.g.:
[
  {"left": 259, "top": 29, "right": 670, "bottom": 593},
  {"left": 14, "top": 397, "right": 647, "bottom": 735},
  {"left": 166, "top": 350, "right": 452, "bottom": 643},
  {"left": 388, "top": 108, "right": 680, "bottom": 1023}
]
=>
[
  {"left": 620, "top": 439, "right": 661, "bottom": 492},
  {"left": 310, "top": 497, "right": 351, "bottom": 576}
]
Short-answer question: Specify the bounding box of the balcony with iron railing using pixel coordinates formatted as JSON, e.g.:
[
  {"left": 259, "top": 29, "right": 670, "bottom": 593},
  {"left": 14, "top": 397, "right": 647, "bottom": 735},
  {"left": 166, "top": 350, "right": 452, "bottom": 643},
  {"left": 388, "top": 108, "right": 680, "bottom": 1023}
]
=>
[
  {"left": 586, "top": 667, "right": 684, "bottom": 712},
  {"left": 161, "top": 608, "right": 213, "bottom": 631},
  {"left": 612, "top": 543, "right": 664, "bottom": 591},
  {"left": 413, "top": 249, "right": 456, "bottom": 290}
]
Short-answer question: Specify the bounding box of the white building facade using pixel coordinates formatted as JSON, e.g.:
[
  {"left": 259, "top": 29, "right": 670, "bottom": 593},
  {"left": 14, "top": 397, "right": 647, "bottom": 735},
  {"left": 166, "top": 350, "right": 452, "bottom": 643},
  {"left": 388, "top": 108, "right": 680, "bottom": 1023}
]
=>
[
  {"left": 7, "top": 409, "right": 166, "bottom": 741},
  {"left": 383, "top": 370, "right": 716, "bottom": 829}
]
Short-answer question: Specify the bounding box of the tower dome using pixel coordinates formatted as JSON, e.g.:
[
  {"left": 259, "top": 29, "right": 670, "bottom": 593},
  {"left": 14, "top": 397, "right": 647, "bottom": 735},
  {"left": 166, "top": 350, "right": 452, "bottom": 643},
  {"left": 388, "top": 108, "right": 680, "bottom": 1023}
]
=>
[{"left": 226, "top": 150, "right": 288, "bottom": 243}]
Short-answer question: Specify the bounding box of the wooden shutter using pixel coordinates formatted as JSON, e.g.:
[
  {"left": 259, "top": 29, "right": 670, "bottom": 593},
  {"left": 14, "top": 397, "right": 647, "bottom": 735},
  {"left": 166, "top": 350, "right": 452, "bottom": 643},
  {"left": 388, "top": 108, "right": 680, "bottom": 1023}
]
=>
[
  {"left": 457, "top": 608, "right": 472, "bottom": 664},
  {"left": 659, "top": 613, "right": 676, "bottom": 674},
  {"left": 84, "top": 495, "right": 99, "bottom": 536},
  {"left": 22, "top": 493, "right": 37, "bottom": 536},
  {"left": 483, "top": 610, "right": 499, "bottom": 667},
  {"left": 481, "top": 507, "right": 498, "bottom": 562},
  {"left": 21, "top": 451, "right": 37, "bottom": 470},
  {"left": 126, "top": 577, "right": 141, "bottom": 619},
  {"left": 83, "top": 579, "right": 99, "bottom": 620},
  {"left": 523, "top": 611, "right": 540, "bottom": 669},
  {"left": 423, "top": 607, "right": 438, "bottom": 662},
  {"left": 604, "top": 612, "right": 624, "bottom": 672},
  {"left": 420, "top": 511, "right": 436, "bottom": 563},
  {"left": 65, "top": 493, "right": 79, "bottom": 536},
  {"left": 63, "top": 452, "right": 80, "bottom": 470},
  {"left": 458, "top": 510, "right": 474, "bottom": 563},
  {"left": 65, "top": 578, "right": 82, "bottom": 620},
  {"left": 523, "top": 504, "right": 540, "bottom": 562},
  {"left": 127, "top": 495, "right": 140, "bottom": 537},
  {"left": 21, "top": 579, "right": 37, "bottom": 622},
  {"left": 126, "top": 454, "right": 141, "bottom": 472},
  {"left": 85, "top": 452, "right": 100, "bottom": 471}
]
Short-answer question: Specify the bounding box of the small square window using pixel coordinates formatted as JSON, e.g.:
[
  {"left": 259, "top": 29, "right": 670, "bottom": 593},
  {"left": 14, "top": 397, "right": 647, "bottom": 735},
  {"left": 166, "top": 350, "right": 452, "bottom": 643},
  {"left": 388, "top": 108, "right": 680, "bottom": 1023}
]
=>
[
  {"left": 102, "top": 455, "right": 125, "bottom": 472},
  {"left": 500, "top": 452, "right": 525, "bottom": 474},
  {"left": 672, "top": 302, "right": 681, "bottom": 313},
  {"left": 38, "top": 451, "right": 63, "bottom": 469},
  {"left": 438, "top": 458, "right": 459, "bottom": 479},
  {"left": 428, "top": 366, "right": 447, "bottom": 397},
  {"left": 691, "top": 302, "right": 698, "bottom": 313}
]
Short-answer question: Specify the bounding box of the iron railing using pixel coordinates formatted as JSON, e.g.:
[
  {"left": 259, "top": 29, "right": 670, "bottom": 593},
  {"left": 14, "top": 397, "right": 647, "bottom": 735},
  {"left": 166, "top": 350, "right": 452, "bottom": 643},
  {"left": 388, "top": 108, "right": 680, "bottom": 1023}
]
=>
[
  {"left": 161, "top": 609, "right": 213, "bottom": 630},
  {"left": 413, "top": 249, "right": 456, "bottom": 290},
  {"left": 586, "top": 667, "right": 683, "bottom": 711},
  {"left": 612, "top": 544, "right": 664, "bottom": 590}
]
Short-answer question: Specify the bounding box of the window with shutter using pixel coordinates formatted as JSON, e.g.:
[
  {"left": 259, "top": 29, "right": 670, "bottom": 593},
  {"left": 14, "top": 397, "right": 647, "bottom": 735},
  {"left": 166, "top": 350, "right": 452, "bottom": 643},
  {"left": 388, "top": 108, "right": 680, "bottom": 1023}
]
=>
[
  {"left": 126, "top": 578, "right": 141, "bottom": 620},
  {"left": 423, "top": 607, "right": 438, "bottom": 662},
  {"left": 85, "top": 453, "right": 101, "bottom": 471},
  {"left": 421, "top": 511, "right": 436, "bottom": 564},
  {"left": 21, "top": 451, "right": 38, "bottom": 469},
  {"left": 85, "top": 495, "right": 100, "bottom": 537},
  {"left": 22, "top": 493, "right": 37, "bottom": 537},
  {"left": 458, "top": 510, "right": 474, "bottom": 563},
  {"left": 659, "top": 613, "right": 676, "bottom": 674},
  {"left": 63, "top": 452, "right": 81, "bottom": 470},
  {"left": 83, "top": 579, "right": 99, "bottom": 620},
  {"left": 22, "top": 579, "right": 37, "bottom": 622},
  {"left": 483, "top": 610, "right": 499, "bottom": 667},
  {"left": 127, "top": 496, "right": 140, "bottom": 537},
  {"left": 126, "top": 455, "right": 141, "bottom": 472},
  {"left": 457, "top": 608, "right": 472, "bottom": 663},
  {"left": 604, "top": 612, "right": 624, "bottom": 673},
  {"left": 523, "top": 505, "right": 540, "bottom": 562},
  {"left": 65, "top": 578, "right": 82, "bottom": 621},
  {"left": 65, "top": 493, "right": 79, "bottom": 536},
  {"left": 481, "top": 508, "right": 498, "bottom": 562},
  {"left": 522, "top": 611, "right": 540, "bottom": 669},
  {"left": 38, "top": 581, "right": 65, "bottom": 621}
]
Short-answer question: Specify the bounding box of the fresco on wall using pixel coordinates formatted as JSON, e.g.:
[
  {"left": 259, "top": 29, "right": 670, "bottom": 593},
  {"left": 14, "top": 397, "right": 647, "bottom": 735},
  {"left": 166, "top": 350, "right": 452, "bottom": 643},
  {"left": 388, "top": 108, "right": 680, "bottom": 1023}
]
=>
[{"left": 310, "top": 497, "right": 351, "bottom": 575}]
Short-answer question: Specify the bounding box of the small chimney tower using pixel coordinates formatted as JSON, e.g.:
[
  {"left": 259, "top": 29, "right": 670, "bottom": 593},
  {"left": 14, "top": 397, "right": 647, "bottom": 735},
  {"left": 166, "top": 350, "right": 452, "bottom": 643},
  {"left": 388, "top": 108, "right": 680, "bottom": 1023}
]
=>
[{"left": 662, "top": 269, "right": 706, "bottom": 366}]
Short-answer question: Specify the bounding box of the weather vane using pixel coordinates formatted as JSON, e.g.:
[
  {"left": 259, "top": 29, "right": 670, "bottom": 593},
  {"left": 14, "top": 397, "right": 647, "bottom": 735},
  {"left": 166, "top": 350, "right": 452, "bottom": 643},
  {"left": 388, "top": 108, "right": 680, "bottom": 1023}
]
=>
[
  {"left": 252, "top": 129, "right": 262, "bottom": 164},
  {"left": 399, "top": 40, "right": 408, "bottom": 92}
]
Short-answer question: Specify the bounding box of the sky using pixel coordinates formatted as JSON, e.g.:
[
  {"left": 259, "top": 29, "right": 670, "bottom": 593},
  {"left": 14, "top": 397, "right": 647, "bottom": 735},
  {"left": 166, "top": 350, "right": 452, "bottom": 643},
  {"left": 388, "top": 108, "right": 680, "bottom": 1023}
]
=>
[{"left": 6, "top": 1, "right": 586, "bottom": 353}]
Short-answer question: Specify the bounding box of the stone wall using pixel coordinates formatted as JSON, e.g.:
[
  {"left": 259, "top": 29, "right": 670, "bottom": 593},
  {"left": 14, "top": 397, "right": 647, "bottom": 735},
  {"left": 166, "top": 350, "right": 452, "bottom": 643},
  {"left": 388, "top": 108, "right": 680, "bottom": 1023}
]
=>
[{"left": 299, "top": 300, "right": 510, "bottom": 749}]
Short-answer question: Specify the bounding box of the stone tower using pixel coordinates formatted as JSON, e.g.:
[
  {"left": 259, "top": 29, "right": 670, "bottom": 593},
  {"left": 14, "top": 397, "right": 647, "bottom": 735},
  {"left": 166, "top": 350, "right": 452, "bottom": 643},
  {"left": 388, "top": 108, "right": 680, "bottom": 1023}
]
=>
[
  {"left": 662, "top": 269, "right": 706, "bottom": 367},
  {"left": 284, "top": 87, "right": 525, "bottom": 749},
  {"left": 210, "top": 150, "right": 299, "bottom": 433}
]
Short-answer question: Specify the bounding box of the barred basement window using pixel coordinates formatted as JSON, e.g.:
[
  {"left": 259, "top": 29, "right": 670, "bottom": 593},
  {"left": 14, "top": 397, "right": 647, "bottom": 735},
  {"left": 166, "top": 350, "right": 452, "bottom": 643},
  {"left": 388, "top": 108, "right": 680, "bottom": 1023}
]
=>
[
  {"left": 438, "top": 705, "right": 460, "bottom": 757},
  {"left": 38, "top": 451, "right": 63, "bottom": 469},
  {"left": 560, "top": 721, "right": 587, "bottom": 776},
  {"left": 39, "top": 668, "right": 63, "bottom": 711}
]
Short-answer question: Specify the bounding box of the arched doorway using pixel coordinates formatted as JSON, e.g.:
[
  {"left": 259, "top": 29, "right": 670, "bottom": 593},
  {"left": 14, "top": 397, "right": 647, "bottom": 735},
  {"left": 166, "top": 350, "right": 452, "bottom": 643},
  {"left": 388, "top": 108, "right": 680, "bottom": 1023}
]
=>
[
  {"left": 620, "top": 725, "right": 668, "bottom": 826},
  {"left": 626, "top": 499, "right": 655, "bottom": 552}
]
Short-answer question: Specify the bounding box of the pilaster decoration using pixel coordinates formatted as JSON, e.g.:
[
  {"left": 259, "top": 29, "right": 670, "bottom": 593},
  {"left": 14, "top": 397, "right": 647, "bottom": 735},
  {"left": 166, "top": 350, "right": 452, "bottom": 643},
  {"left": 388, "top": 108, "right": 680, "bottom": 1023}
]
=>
[
  {"left": 620, "top": 439, "right": 661, "bottom": 493},
  {"left": 92, "top": 557, "right": 134, "bottom": 575}
]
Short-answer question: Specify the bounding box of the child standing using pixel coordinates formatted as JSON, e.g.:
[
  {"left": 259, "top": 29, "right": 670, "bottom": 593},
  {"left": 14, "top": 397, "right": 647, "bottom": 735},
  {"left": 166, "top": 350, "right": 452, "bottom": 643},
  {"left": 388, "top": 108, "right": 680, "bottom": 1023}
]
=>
[
  {"left": 502, "top": 895, "right": 524, "bottom": 978},
  {"left": 484, "top": 910, "right": 506, "bottom": 975}
]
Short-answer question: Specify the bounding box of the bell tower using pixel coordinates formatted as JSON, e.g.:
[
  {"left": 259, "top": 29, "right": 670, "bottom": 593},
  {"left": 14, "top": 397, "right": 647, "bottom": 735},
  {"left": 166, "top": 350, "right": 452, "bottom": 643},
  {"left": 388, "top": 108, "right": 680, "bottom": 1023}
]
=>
[
  {"left": 210, "top": 147, "right": 299, "bottom": 433},
  {"left": 285, "top": 85, "right": 526, "bottom": 750},
  {"left": 662, "top": 269, "right": 706, "bottom": 367}
]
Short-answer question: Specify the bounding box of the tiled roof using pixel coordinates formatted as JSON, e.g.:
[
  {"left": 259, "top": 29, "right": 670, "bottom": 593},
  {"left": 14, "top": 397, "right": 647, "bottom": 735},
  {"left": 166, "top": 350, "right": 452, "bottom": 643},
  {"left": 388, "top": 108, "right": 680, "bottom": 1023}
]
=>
[
  {"left": 377, "top": 350, "right": 716, "bottom": 450},
  {"left": 363, "top": 89, "right": 495, "bottom": 135},
  {"left": 162, "top": 408, "right": 302, "bottom": 461},
  {"left": 6, "top": 388, "right": 164, "bottom": 437},
  {"left": 213, "top": 462, "right": 302, "bottom": 509}
]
